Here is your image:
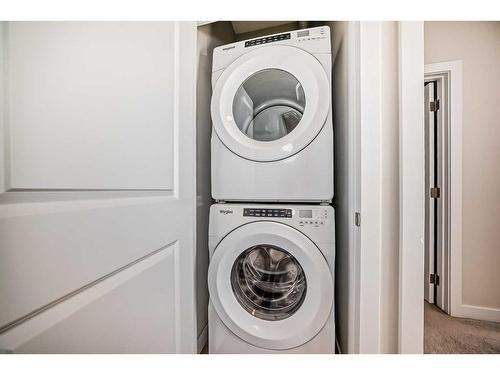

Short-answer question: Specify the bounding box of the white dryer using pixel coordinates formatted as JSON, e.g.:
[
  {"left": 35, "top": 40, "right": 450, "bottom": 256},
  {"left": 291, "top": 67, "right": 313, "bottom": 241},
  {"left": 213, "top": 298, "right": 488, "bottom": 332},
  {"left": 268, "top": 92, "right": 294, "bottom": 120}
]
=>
[
  {"left": 208, "top": 203, "right": 335, "bottom": 353},
  {"left": 211, "top": 26, "right": 333, "bottom": 203}
]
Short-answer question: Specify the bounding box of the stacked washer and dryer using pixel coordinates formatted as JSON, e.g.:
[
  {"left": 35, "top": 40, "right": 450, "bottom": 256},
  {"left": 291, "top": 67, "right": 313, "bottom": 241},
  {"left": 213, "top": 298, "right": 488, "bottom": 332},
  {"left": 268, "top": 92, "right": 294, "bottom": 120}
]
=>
[{"left": 208, "top": 26, "right": 335, "bottom": 353}]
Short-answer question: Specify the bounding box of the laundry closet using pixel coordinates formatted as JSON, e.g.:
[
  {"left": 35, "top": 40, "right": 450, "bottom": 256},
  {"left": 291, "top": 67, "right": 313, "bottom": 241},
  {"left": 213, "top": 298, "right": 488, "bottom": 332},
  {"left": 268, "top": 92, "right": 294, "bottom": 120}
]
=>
[
  {"left": 196, "top": 21, "right": 359, "bottom": 354},
  {"left": 0, "top": 21, "right": 419, "bottom": 354}
]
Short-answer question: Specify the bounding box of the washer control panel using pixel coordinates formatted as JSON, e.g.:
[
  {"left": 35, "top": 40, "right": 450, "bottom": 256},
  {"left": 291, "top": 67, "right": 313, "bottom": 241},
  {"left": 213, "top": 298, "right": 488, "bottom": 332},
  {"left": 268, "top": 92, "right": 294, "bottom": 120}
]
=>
[
  {"left": 242, "top": 207, "right": 330, "bottom": 227},
  {"left": 298, "top": 208, "right": 329, "bottom": 227},
  {"left": 244, "top": 208, "right": 292, "bottom": 218},
  {"left": 297, "top": 27, "right": 328, "bottom": 43}
]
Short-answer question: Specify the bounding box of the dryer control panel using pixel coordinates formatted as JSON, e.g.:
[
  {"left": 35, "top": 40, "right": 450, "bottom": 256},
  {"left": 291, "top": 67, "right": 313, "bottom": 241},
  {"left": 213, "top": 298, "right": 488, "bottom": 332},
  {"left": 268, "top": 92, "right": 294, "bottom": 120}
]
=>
[
  {"left": 212, "top": 26, "right": 331, "bottom": 73},
  {"left": 244, "top": 32, "right": 291, "bottom": 48}
]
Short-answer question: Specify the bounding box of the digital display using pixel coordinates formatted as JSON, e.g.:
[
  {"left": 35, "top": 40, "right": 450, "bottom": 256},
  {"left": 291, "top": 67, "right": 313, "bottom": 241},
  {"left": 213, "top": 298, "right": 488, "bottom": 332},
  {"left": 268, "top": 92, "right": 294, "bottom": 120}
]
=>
[
  {"left": 299, "top": 210, "right": 313, "bottom": 218},
  {"left": 297, "top": 30, "right": 310, "bottom": 38}
]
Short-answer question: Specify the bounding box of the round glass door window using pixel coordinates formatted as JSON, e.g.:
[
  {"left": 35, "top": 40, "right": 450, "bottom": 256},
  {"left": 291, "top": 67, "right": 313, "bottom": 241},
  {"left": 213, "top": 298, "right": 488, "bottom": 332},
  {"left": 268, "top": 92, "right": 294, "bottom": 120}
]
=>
[
  {"left": 232, "top": 69, "right": 306, "bottom": 142},
  {"left": 231, "top": 244, "right": 307, "bottom": 321}
]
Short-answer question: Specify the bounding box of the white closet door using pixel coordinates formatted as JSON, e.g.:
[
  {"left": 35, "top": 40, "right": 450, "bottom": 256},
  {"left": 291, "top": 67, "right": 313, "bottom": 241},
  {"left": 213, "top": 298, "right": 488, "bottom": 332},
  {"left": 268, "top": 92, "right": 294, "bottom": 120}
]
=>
[{"left": 0, "top": 22, "right": 197, "bottom": 353}]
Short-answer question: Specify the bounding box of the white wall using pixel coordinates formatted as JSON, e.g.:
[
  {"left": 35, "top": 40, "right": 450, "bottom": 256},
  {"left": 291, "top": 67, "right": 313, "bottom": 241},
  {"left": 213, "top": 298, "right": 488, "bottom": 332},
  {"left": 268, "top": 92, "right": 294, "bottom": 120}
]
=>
[
  {"left": 196, "top": 22, "right": 235, "bottom": 349},
  {"left": 425, "top": 22, "right": 500, "bottom": 311}
]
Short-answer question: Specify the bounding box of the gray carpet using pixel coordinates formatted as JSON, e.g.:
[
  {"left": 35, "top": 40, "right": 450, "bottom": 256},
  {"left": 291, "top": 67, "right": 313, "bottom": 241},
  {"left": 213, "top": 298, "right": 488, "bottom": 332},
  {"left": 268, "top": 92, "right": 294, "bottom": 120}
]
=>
[{"left": 424, "top": 301, "right": 500, "bottom": 354}]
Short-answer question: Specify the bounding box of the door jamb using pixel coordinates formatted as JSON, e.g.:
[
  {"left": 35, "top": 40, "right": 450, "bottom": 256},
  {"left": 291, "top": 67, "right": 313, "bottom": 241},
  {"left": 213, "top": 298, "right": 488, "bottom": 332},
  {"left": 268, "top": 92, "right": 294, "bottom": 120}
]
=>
[{"left": 398, "top": 21, "right": 425, "bottom": 354}]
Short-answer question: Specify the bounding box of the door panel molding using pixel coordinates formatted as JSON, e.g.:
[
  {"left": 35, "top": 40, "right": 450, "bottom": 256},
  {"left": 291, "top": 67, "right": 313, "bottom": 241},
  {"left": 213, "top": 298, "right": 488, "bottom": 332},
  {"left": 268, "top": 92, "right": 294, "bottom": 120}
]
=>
[
  {"left": 0, "top": 198, "right": 186, "bottom": 328},
  {"left": 4, "top": 22, "right": 177, "bottom": 191},
  {"left": 0, "top": 241, "right": 177, "bottom": 348},
  {"left": 0, "top": 192, "right": 175, "bottom": 218}
]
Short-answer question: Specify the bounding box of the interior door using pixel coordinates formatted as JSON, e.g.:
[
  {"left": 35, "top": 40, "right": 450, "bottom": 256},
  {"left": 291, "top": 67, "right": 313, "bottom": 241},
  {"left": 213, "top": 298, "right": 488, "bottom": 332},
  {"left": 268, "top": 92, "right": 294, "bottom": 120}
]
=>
[
  {"left": 424, "top": 81, "right": 436, "bottom": 304},
  {"left": 0, "top": 22, "right": 197, "bottom": 353}
]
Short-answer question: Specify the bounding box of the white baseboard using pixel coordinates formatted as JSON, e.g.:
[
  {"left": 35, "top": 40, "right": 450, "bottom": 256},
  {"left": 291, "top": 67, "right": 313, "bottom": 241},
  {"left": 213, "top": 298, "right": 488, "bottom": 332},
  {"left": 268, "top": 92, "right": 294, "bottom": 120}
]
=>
[
  {"left": 453, "top": 304, "right": 500, "bottom": 323},
  {"left": 197, "top": 324, "right": 208, "bottom": 353}
]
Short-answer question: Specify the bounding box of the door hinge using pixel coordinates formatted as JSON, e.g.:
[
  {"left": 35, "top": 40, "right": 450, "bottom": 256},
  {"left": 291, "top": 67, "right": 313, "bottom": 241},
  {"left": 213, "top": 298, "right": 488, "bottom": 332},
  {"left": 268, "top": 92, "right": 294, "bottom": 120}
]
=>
[
  {"left": 430, "top": 187, "right": 441, "bottom": 199},
  {"left": 429, "top": 100, "right": 440, "bottom": 112},
  {"left": 430, "top": 274, "right": 440, "bottom": 286},
  {"left": 354, "top": 212, "right": 361, "bottom": 227}
]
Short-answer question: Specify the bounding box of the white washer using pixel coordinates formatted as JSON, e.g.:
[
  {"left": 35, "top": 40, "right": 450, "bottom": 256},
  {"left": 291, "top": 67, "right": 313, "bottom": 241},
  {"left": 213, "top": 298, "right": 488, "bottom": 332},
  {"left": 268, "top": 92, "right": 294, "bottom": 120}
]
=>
[
  {"left": 208, "top": 203, "right": 335, "bottom": 353},
  {"left": 211, "top": 26, "right": 333, "bottom": 203}
]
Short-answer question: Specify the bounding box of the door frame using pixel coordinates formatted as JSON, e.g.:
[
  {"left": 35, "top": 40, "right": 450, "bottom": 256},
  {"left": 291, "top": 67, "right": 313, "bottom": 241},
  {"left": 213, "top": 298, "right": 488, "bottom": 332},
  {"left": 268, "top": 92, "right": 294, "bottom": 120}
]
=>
[
  {"left": 355, "top": 21, "right": 426, "bottom": 354},
  {"left": 423, "top": 71, "right": 455, "bottom": 314},
  {"left": 423, "top": 79, "right": 439, "bottom": 307},
  {"left": 398, "top": 21, "right": 425, "bottom": 354},
  {"left": 424, "top": 61, "right": 466, "bottom": 320},
  {"left": 398, "top": 58, "right": 463, "bottom": 352}
]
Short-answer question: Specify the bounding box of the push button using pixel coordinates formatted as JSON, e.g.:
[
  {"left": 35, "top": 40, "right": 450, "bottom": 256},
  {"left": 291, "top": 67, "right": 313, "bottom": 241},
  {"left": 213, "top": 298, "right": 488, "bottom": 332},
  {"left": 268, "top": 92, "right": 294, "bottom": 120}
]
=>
[{"left": 244, "top": 207, "right": 293, "bottom": 218}]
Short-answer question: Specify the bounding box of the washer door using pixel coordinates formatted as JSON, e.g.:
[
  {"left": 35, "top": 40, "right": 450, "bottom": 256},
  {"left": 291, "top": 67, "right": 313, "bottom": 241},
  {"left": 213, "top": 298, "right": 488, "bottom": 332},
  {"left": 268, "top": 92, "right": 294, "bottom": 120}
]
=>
[
  {"left": 208, "top": 221, "right": 333, "bottom": 350},
  {"left": 211, "top": 45, "right": 330, "bottom": 162}
]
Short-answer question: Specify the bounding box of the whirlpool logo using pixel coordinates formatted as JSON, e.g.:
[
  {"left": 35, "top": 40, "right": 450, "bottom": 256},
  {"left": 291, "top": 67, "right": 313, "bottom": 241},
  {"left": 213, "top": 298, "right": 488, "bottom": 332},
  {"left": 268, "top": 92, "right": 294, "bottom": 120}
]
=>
[{"left": 219, "top": 209, "right": 234, "bottom": 215}]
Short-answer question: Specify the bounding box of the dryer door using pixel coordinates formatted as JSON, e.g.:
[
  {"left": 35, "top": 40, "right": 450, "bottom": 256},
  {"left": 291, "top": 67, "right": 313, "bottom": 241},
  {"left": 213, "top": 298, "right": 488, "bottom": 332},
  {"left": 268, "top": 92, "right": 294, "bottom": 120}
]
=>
[
  {"left": 208, "top": 221, "right": 333, "bottom": 350},
  {"left": 211, "top": 45, "right": 330, "bottom": 162}
]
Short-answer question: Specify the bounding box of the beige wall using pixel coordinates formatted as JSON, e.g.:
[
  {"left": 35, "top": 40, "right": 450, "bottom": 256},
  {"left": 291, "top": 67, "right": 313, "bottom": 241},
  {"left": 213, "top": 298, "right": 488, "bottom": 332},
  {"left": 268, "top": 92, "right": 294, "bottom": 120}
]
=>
[{"left": 425, "top": 22, "right": 500, "bottom": 309}]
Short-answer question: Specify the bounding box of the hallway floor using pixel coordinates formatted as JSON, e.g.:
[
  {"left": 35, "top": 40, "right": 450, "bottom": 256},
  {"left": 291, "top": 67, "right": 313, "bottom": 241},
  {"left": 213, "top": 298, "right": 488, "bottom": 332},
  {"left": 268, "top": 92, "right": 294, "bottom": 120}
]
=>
[{"left": 424, "top": 301, "right": 500, "bottom": 354}]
